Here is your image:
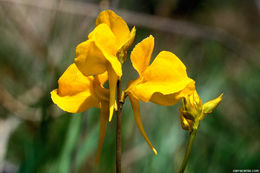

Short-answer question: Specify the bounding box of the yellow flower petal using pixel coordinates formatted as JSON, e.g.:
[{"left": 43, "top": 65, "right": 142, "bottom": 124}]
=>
[
  {"left": 50, "top": 64, "right": 99, "bottom": 113},
  {"left": 75, "top": 39, "right": 122, "bottom": 78},
  {"left": 117, "top": 26, "right": 136, "bottom": 63},
  {"left": 51, "top": 89, "right": 99, "bottom": 113},
  {"left": 150, "top": 80, "right": 195, "bottom": 106},
  {"left": 96, "top": 101, "right": 109, "bottom": 163},
  {"left": 75, "top": 40, "right": 107, "bottom": 76},
  {"left": 108, "top": 66, "right": 118, "bottom": 122},
  {"left": 96, "top": 72, "right": 108, "bottom": 85},
  {"left": 130, "top": 35, "right": 154, "bottom": 75},
  {"left": 121, "top": 26, "right": 136, "bottom": 52},
  {"left": 92, "top": 72, "right": 109, "bottom": 102},
  {"left": 129, "top": 95, "right": 157, "bottom": 155},
  {"left": 93, "top": 79, "right": 109, "bottom": 102},
  {"left": 96, "top": 10, "right": 130, "bottom": 48},
  {"left": 88, "top": 23, "right": 118, "bottom": 55},
  {"left": 130, "top": 51, "right": 195, "bottom": 103},
  {"left": 75, "top": 24, "right": 122, "bottom": 77}
]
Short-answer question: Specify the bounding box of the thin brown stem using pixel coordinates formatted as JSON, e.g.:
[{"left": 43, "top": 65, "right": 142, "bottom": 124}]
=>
[{"left": 116, "top": 80, "right": 122, "bottom": 173}]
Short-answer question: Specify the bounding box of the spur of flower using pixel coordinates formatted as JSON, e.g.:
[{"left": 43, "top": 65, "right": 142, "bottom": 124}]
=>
[
  {"left": 125, "top": 35, "right": 195, "bottom": 154},
  {"left": 74, "top": 10, "right": 136, "bottom": 122},
  {"left": 180, "top": 90, "right": 223, "bottom": 132},
  {"left": 51, "top": 63, "right": 109, "bottom": 162}
]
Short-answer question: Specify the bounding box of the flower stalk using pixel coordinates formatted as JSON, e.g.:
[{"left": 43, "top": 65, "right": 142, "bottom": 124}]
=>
[
  {"left": 178, "top": 90, "right": 222, "bottom": 172},
  {"left": 116, "top": 79, "right": 122, "bottom": 173},
  {"left": 178, "top": 123, "right": 199, "bottom": 173}
]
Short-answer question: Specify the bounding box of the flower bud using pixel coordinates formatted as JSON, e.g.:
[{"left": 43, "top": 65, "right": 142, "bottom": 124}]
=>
[
  {"left": 200, "top": 93, "right": 223, "bottom": 120},
  {"left": 180, "top": 110, "right": 193, "bottom": 132},
  {"left": 179, "top": 90, "right": 223, "bottom": 131},
  {"left": 182, "top": 90, "right": 203, "bottom": 121}
]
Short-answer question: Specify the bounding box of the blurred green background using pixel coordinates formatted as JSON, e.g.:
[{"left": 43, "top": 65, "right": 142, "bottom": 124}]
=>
[{"left": 0, "top": 0, "right": 259, "bottom": 172}]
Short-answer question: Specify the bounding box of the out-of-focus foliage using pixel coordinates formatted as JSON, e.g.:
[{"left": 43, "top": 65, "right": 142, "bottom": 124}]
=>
[{"left": 0, "top": 0, "right": 259, "bottom": 172}]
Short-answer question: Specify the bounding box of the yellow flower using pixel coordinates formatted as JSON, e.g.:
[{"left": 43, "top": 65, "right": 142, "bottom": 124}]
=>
[
  {"left": 125, "top": 35, "right": 195, "bottom": 154},
  {"left": 50, "top": 63, "right": 109, "bottom": 162},
  {"left": 74, "top": 10, "right": 136, "bottom": 122},
  {"left": 180, "top": 90, "right": 223, "bottom": 132}
]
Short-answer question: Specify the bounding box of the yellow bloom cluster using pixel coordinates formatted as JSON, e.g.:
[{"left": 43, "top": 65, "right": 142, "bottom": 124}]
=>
[{"left": 50, "top": 10, "right": 221, "bottom": 161}]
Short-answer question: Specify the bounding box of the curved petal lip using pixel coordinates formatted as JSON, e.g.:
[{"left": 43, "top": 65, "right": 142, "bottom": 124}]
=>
[
  {"left": 131, "top": 78, "right": 195, "bottom": 103},
  {"left": 149, "top": 92, "right": 183, "bottom": 106},
  {"left": 150, "top": 81, "right": 195, "bottom": 106},
  {"left": 51, "top": 89, "right": 99, "bottom": 113}
]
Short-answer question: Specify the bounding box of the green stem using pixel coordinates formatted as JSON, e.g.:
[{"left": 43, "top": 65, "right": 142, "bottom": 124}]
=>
[
  {"left": 178, "top": 129, "right": 198, "bottom": 173},
  {"left": 116, "top": 80, "right": 122, "bottom": 173}
]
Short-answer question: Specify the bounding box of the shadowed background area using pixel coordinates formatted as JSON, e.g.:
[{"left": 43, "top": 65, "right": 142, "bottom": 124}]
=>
[{"left": 0, "top": 0, "right": 259, "bottom": 172}]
